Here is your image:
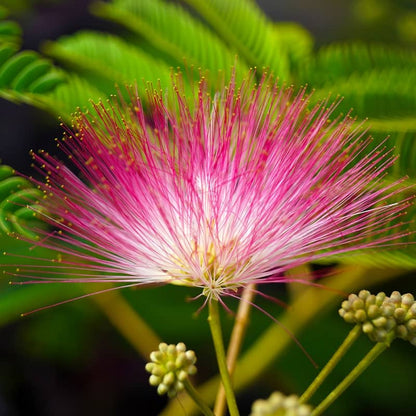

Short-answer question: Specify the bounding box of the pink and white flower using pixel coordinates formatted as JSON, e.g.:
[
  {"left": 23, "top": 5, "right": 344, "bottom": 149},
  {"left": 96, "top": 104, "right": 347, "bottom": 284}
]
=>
[{"left": 21, "top": 74, "right": 409, "bottom": 302}]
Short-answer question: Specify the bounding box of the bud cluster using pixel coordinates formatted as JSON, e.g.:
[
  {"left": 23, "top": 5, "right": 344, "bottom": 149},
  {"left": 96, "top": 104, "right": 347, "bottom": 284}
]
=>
[
  {"left": 250, "top": 392, "right": 312, "bottom": 416},
  {"left": 386, "top": 291, "right": 416, "bottom": 346},
  {"left": 339, "top": 290, "right": 416, "bottom": 345},
  {"left": 145, "top": 342, "right": 197, "bottom": 397}
]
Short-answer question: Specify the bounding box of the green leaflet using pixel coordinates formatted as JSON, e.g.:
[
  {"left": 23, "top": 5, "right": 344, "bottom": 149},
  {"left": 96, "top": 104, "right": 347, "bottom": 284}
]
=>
[
  {"left": 310, "top": 68, "right": 416, "bottom": 119},
  {"left": 297, "top": 42, "right": 416, "bottom": 87},
  {"left": 43, "top": 31, "right": 173, "bottom": 91},
  {"left": 0, "top": 19, "right": 21, "bottom": 47},
  {"left": 0, "top": 15, "right": 64, "bottom": 109},
  {"left": 0, "top": 165, "right": 45, "bottom": 240},
  {"left": 273, "top": 22, "right": 314, "bottom": 70},
  {"left": 370, "top": 130, "right": 416, "bottom": 178},
  {"left": 11, "top": 58, "right": 53, "bottom": 92},
  {"left": 92, "top": 0, "right": 250, "bottom": 82},
  {"left": 0, "top": 43, "right": 18, "bottom": 66},
  {"left": 182, "top": 0, "right": 290, "bottom": 80},
  {"left": 318, "top": 249, "right": 416, "bottom": 269},
  {"left": 0, "top": 50, "right": 39, "bottom": 87},
  {"left": 40, "top": 74, "right": 106, "bottom": 118},
  {"left": 367, "top": 117, "right": 416, "bottom": 134}
]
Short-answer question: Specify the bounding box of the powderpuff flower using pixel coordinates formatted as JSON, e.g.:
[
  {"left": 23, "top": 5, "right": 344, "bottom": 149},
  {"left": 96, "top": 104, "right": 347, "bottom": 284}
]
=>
[{"left": 17, "top": 73, "right": 409, "bottom": 304}]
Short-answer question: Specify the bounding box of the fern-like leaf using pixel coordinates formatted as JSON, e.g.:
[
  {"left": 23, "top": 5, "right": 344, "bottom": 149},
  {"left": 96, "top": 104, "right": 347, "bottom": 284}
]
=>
[
  {"left": 369, "top": 130, "right": 416, "bottom": 178},
  {"left": 0, "top": 46, "right": 64, "bottom": 112},
  {"left": 0, "top": 19, "right": 21, "bottom": 47},
  {"left": 0, "top": 165, "right": 45, "bottom": 240},
  {"left": 0, "top": 50, "right": 63, "bottom": 93},
  {"left": 311, "top": 68, "right": 416, "bottom": 118},
  {"left": 319, "top": 185, "right": 416, "bottom": 269},
  {"left": 318, "top": 124, "right": 416, "bottom": 268},
  {"left": 0, "top": 14, "right": 66, "bottom": 113},
  {"left": 319, "top": 248, "right": 416, "bottom": 269},
  {"left": 273, "top": 22, "right": 314, "bottom": 70},
  {"left": 43, "top": 31, "right": 173, "bottom": 91},
  {"left": 182, "top": 0, "right": 290, "bottom": 79},
  {"left": 92, "top": 0, "right": 249, "bottom": 81},
  {"left": 298, "top": 42, "right": 416, "bottom": 87},
  {"left": 41, "top": 74, "right": 107, "bottom": 118}
]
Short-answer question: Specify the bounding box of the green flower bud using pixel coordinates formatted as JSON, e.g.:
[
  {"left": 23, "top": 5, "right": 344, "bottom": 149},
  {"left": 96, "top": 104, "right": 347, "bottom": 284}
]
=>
[
  {"left": 145, "top": 342, "right": 197, "bottom": 398},
  {"left": 340, "top": 290, "right": 416, "bottom": 346},
  {"left": 149, "top": 374, "right": 161, "bottom": 386},
  {"left": 250, "top": 391, "right": 312, "bottom": 416},
  {"left": 339, "top": 290, "right": 396, "bottom": 343},
  {"left": 383, "top": 292, "right": 416, "bottom": 345}
]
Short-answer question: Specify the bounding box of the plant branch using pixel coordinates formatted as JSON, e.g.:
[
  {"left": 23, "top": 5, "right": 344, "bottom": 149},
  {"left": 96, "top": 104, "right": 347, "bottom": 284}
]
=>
[
  {"left": 299, "top": 324, "right": 361, "bottom": 404},
  {"left": 311, "top": 342, "right": 388, "bottom": 416},
  {"left": 184, "top": 379, "right": 215, "bottom": 416},
  {"left": 208, "top": 299, "right": 240, "bottom": 416},
  {"left": 214, "top": 283, "right": 256, "bottom": 416}
]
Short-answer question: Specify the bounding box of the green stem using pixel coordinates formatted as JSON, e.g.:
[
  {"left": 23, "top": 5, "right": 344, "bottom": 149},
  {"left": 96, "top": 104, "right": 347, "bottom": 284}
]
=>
[
  {"left": 208, "top": 300, "right": 240, "bottom": 416},
  {"left": 311, "top": 342, "right": 388, "bottom": 416},
  {"left": 300, "top": 325, "right": 361, "bottom": 404},
  {"left": 183, "top": 379, "right": 215, "bottom": 416},
  {"left": 214, "top": 283, "right": 256, "bottom": 416}
]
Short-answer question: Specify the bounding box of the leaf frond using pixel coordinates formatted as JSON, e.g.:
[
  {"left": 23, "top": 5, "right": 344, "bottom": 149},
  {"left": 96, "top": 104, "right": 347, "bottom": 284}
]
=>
[
  {"left": 43, "top": 31, "right": 174, "bottom": 91},
  {"left": 311, "top": 68, "right": 416, "bottom": 118},
  {"left": 0, "top": 18, "right": 65, "bottom": 111},
  {"left": 92, "top": 0, "right": 249, "bottom": 81},
  {"left": 319, "top": 248, "right": 416, "bottom": 269},
  {"left": 182, "top": 0, "right": 290, "bottom": 79},
  {"left": 298, "top": 42, "right": 416, "bottom": 87},
  {"left": 0, "top": 19, "right": 21, "bottom": 47},
  {"left": 41, "top": 74, "right": 106, "bottom": 119},
  {"left": 273, "top": 22, "right": 314, "bottom": 70},
  {"left": 0, "top": 165, "right": 45, "bottom": 240}
]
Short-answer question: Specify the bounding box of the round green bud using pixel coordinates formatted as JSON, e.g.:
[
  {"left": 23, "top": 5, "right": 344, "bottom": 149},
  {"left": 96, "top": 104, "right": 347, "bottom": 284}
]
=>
[
  {"left": 157, "top": 384, "right": 168, "bottom": 395},
  {"left": 149, "top": 375, "right": 161, "bottom": 386},
  {"left": 339, "top": 290, "right": 395, "bottom": 343},
  {"left": 341, "top": 290, "right": 416, "bottom": 346},
  {"left": 145, "top": 342, "right": 197, "bottom": 397},
  {"left": 383, "top": 292, "right": 416, "bottom": 345},
  {"left": 250, "top": 391, "right": 312, "bottom": 416}
]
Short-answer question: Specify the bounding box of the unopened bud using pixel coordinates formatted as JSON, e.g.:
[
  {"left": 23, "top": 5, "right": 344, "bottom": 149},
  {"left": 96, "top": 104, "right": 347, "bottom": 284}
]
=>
[
  {"left": 340, "top": 290, "right": 416, "bottom": 346},
  {"left": 145, "top": 342, "right": 197, "bottom": 397},
  {"left": 250, "top": 391, "right": 312, "bottom": 416},
  {"left": 339, "top": 290, "right": 395, "bottom": 343}
]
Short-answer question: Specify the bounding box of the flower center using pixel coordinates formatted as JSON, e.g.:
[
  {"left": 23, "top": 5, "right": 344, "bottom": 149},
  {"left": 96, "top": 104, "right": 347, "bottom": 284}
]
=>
[{"left": 168, "top": 239, "right": 241, "bottom": 300}]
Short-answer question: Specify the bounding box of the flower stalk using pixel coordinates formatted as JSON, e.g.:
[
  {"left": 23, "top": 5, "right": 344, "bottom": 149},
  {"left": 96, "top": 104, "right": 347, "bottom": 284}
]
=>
[
  {"left": 183, "top": 379, "right": 215, "bottom": 416},
  {"left": 300, "top": 324, "right": 361, "bottom": 404},
  {"left": 214, "top": 283, "right": 256, "bottom": 416},
  {"left": 208, "top": 300, "right": 240, "bottom": 416},
  {"left": 311, "top": 342, "right": 388, "bottom": 416}
]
